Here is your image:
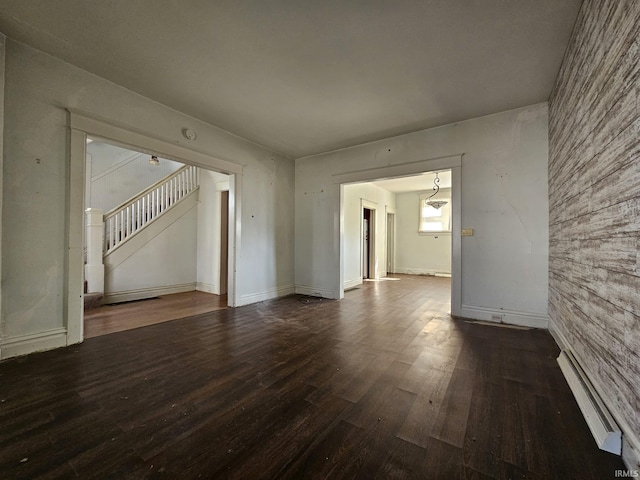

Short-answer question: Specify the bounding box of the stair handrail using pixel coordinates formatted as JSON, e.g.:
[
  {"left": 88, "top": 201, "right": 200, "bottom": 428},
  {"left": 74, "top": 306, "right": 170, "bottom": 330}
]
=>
[
  {"left": 104, "top": 165, "right": 192, "bottom": 219},
  {"left": 103, "top": 165, "right": 199, "bottom": 255}
]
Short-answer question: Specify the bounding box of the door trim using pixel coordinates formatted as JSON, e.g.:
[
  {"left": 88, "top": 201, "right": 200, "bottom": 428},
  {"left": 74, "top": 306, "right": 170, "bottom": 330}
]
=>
[
  {"left": 360, "top": 199, "right": 377, "bottom": 280},
  {"left": 385, "top": 206, "right": 396, "bottom": 275},
  {"left": 337, "top": 154, "right": 462, "bottom": 317},
  {"left": 67, "top": 110, "right": 243, "bottom": 345}
]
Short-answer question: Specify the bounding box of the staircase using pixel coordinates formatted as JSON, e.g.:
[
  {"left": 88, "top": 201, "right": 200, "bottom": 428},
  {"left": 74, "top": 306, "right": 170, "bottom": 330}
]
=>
[
  {"left": 84, "top": 165, "right": 200, "bottom": 309},
  {"left": 103, "top": 165, "right": 200, "bottom": 254}
]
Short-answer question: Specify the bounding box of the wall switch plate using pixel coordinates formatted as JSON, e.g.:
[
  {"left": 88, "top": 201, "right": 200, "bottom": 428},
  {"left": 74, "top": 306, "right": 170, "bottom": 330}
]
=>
[{"left": 462, "top": 228, "right": 474, "bottom": 236}]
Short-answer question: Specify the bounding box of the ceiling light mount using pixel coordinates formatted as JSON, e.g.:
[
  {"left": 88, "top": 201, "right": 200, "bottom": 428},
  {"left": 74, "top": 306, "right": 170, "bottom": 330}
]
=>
[{"left": 182, "top": 128, "right": 197, "bottom": 141}]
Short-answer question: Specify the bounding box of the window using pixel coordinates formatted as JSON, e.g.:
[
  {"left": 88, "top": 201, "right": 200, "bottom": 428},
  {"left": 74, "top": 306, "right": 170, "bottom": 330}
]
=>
[{"left": 418, "top": 192, "right": 451, "bottom": 233}]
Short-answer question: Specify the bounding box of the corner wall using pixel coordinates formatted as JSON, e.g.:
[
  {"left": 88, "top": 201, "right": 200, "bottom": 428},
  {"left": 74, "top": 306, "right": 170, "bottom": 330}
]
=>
[{"left": 548, "top": 0, "right": 640, "bottom": 467}]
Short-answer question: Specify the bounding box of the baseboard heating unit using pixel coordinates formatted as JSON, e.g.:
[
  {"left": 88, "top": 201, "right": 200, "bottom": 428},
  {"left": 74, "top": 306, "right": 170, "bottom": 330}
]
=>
[{"left": 557, "top": 350, "right": 621, "bottom": 455}]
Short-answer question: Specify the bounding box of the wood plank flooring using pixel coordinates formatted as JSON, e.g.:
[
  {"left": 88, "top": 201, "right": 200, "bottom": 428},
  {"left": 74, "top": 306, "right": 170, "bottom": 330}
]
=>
[
  {"left": 0, "top": 275, "right": 625, "bottom": 479},
  {"left": 84, "top": 291, "right": 227, "bottom": 338}
]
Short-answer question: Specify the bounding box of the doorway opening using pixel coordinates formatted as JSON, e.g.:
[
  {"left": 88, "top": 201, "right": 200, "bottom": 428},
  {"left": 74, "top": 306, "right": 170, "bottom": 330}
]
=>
[
  {"left": 82, "top": 138, "right": 231, "bottom": 338},
  {"left": 362, "top": 207, "right": 375, "bottom": 279},
  {"left": 67, "top": 111, "right": 243, "bottom": 345},
  {"left": 337, "top": 154, "right": 461, "bottom": 316},
  {"left": 219, "top": 190, "right": 229, "bottom": 295}
]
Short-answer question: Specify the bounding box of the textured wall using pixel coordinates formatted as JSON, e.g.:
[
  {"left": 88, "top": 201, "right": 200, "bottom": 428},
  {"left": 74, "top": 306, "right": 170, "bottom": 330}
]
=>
[{"left": 548, "top": 0, "right": 640, "bottom": 456}]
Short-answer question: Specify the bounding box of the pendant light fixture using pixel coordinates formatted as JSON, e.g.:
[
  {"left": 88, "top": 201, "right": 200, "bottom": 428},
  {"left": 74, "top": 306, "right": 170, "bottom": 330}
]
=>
[{"left": 426, "top": 172, "right": 447, "bottom": 209}]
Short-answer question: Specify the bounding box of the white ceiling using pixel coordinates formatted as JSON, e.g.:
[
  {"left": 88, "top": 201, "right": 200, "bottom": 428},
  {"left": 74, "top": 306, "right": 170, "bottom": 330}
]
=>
[
  {"left": 372, "top": 170, "right": 451, "bottom": 193},
  {"left": 0, "top": 1, "right": 581, "bottom": 158}
]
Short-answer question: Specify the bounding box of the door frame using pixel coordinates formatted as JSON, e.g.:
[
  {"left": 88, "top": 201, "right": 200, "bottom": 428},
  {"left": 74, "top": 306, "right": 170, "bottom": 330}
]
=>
[
  {"left": 66, "top": 110, "right": 243, "bottom": 345},
  {"left": 219, "top": 190, "right": 229, "bottom": 295},
  {"left": 385, "top": 206, "right": 396, "bottom": 275},
  {"left": 360, "top": 199, "right": 377, "bottom": 280},
  {"left": 336, "top": 154, "right": 462, "bottom": 316}
]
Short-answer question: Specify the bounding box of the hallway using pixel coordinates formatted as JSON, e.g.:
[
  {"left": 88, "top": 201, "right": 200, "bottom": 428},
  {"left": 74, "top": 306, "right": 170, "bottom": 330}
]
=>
[{"left": 0, "top": 275, "right": 623, "bottom": 479}]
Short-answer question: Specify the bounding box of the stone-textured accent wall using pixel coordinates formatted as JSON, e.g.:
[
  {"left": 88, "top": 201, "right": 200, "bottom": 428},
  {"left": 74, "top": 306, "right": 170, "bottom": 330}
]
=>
[{"left": 548, "top": 0, "right": 640, "bottom": 457}]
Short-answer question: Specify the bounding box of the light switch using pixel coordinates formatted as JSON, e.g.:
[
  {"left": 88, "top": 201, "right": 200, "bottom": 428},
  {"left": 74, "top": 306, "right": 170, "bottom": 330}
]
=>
[{"left": 461, "top": 228, "right": 474, "bottom": 236}]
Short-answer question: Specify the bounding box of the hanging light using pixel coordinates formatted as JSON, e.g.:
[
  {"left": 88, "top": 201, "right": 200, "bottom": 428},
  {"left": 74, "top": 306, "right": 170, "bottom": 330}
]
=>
[
  {"left": 426, "top": 172, "right": 447, "bottom": 209},
  {"left": 149, "top": 155, "right": 160, "bottom": 166}
]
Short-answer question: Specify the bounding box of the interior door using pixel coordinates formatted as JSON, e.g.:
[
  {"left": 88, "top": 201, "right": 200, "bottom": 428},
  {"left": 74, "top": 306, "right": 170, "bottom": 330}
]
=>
[{"left": 220, "top": 190, "right": 229, "bottom": 295}]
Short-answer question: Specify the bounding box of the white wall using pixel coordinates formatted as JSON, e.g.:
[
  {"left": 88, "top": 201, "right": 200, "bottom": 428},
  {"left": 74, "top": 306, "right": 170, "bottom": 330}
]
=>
[
  {"left": 0, "top": 38, "right": 294, "bottom": 350},
  {"left": 395, "top": 189, "right": 451, "bottom": 276},
  {"left": 86, "top": 142, "right": 183, "bottom": 212},
  {"left": 295, "top": 103, "right": 549, "bottom": 323},
  {"left": 343, "top": 183, "right": 396, "bottom": 288},
  {"left": 196, "top": 170, "right": 229, "bottom": 294}
]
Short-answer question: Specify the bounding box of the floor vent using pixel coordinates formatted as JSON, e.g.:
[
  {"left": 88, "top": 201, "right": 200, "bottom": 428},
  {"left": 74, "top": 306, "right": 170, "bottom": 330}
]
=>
[{"left": 557, "top": 350, "right": 621, "bottom": 455}]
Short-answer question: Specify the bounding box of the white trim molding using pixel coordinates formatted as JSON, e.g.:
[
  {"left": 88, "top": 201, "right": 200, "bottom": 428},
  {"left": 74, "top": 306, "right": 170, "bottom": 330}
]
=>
[
  {"left": 295, "top": 284, "right": 338, "bottom": 299},
  {"left": 0, "top": 328, "right": 68, "bottom": 360},
  {"left": 334, "top": 154, "right": 463, "bottom": 311},
  {"left": 333, "top": 154, "right": 462, "bottom": 185},
  {"left": 238, "top": 284, "right": 295, "bottom": 306},
  {"left": 344, "top": 277, "right": 363, "bottom": 290},
  {"left": 196, "top": 282, "right": 219, "bottom": 295},
  {"left": 102, "top": 283, "right": 197, "bottom": 304},
  {"left": 458, "top": 304, "right": 549, "bottom": 329},
  {"left": 65, "top": 109, "right": 244, "bottom": 349},
  {"left": 394, "top": 268, "right": 451, "bottom": 277},
  {"left": 69, "top": 110, "right": 244, "bottom": 175}
]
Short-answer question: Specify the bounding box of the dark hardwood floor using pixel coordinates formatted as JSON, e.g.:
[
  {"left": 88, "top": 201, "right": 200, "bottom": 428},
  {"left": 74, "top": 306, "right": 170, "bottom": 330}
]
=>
[
  {"left": 0, "top": 275, "right": 624, "bottom": 479},
  {"left": 84, "top": 291, "right": 227, "bottom": 338}
]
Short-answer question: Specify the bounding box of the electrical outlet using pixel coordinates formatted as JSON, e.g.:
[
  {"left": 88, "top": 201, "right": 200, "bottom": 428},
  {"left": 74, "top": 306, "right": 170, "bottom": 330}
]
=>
[{"left": 491, "top": 314, "right": 503, "bottom": 322}]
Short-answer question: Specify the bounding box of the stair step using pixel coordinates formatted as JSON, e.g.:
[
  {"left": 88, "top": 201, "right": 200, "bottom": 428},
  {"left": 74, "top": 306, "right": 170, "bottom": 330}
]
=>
[{"left": 84, "top": 292, "right": 103, "bottom": 310}]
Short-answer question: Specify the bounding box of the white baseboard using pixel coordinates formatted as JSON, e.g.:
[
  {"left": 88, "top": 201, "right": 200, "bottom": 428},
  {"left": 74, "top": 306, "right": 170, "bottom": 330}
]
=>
[
  {"left": 196, "top": 282, "right": 219, "bottom": 294},
  {"left": 0, "top": 328, "right": 68, "bottom": 360},
  {"left": 394, "top": 268, "right": 451, "bottom": 277},
  {"left": 344, "top": 278, "right": 363, "bottom": 290},
  {"left": 550, "top": 319, "right": 640, "bottom": 470},
  {"left": 295, "top": 284, "right": 339, "bottom": 299},
  {"left": 237, "top": 284, "right": 295, "bottom": 306},
  {"left": 458, "top": 304, "right": 548, "bottom": 329},
  {"left": 103, "top": 283, "right": 196, "bottom": 304}
]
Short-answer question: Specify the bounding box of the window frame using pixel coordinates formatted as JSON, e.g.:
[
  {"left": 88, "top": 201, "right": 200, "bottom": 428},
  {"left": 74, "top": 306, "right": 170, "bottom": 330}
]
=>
[{"left": 418, "top": 191, "right": 451, "bottom": 234}]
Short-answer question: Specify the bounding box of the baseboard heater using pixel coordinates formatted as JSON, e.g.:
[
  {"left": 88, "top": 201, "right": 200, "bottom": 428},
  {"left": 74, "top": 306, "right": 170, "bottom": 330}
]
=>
[{"left": 557, "top": 350, "right": 621, "bottom": 455}]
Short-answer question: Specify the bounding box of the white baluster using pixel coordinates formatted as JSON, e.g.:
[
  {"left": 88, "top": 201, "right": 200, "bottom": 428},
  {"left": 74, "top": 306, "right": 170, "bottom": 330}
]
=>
[
  {"left": 119, "top": 211, "right": 124, "bottom": 244},
  {"left": 110, "top": 217, "right": 115, "bottom": 252}
]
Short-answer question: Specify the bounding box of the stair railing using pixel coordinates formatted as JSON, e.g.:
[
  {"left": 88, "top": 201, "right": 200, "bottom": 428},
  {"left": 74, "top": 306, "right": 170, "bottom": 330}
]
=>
[{"left": 103, "top": 165, "right": 199, "bottom": 254}]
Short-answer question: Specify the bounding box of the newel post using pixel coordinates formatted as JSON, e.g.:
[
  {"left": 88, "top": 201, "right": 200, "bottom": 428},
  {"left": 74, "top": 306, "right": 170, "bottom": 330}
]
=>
[{"left": 85, "top": 208, "right": 104, "bottom": 293}]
